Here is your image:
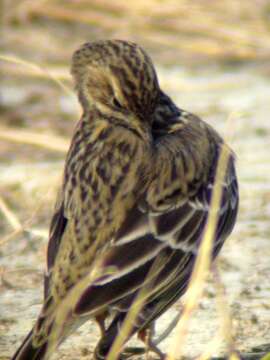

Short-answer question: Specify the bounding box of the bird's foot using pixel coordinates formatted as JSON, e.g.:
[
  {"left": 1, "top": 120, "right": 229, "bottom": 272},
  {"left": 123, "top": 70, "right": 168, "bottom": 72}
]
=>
[{"left": 137, "top": 327, "right": 165, "bottom": 359}]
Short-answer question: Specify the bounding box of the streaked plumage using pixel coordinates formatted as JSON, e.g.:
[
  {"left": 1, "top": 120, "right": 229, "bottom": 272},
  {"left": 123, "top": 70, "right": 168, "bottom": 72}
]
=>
[{"left": 12, "top": 40, "right": 238, "bottom": 360}]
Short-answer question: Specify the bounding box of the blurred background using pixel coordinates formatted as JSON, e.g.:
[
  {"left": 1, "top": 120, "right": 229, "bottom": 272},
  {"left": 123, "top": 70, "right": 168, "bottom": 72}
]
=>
[{"left": 1, "top": 1, "right": 270, "bottom": 359}]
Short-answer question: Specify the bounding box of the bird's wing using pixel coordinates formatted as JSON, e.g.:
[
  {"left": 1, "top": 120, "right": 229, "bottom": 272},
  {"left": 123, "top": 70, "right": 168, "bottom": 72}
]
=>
[
  {"left": 127, "top": 111, "right": 239, "bottom": 327},
  {"left": 146, "top": 110, "right": 238, "bottom": 253},
  {"left": 47, "top": 192, "right": 67, "bottom": 270},
  {"left": 43, "top": 120, "right": 152, "bottom": 309},
  {"left": 44, "top": 196, "right": 67, "bottom": 298},
  {"left": 74, "top": 111, "right": 238, "bottom": 319}
]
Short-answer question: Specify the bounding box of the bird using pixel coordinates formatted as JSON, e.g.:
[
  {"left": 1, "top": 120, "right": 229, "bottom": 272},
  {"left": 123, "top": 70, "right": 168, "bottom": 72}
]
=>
[{"left": 12, "top": 40, "right": 238, "bottom": 360}]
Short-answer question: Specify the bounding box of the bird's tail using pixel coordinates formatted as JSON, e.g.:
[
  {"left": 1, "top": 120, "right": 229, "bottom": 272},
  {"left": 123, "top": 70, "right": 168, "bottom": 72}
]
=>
[{"left": 11, "top": 329, "right": 48, "bottom": 360}]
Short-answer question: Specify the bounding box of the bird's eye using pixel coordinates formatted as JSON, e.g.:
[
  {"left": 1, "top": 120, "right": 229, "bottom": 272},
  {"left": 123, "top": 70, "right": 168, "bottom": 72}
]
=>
[{"left": 113, "top": 97, "right": 122, "bottom": 109}]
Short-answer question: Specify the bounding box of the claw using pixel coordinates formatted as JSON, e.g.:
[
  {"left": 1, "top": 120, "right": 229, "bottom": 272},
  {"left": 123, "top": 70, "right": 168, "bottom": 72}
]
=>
[{"left": 138, "top": 325, "right": 165, "bottom": 359}]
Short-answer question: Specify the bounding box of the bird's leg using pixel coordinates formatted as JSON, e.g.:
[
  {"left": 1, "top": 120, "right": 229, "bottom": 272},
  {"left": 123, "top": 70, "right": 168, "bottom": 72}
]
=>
[
  {"left": 95, "top": 312, "right": 107, "bottom": 338},
  {"left": 138, "top": 323, "right": 165, "bottom": 360},
  {"left": 125, "top": 309, "right": 182, "bottom": 358}
]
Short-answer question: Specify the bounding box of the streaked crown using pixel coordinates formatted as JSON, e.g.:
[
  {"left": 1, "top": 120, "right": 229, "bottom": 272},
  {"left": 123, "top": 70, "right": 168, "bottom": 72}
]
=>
[{"left": 71, "top": 40, "right": 160, "bottom": 120}]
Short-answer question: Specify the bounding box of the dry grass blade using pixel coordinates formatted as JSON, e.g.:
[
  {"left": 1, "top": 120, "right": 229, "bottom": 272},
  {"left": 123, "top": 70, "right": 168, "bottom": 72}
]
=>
[
  {"left": 213, "top": 267, "right": 234, "bottom": 354},
  {"left": 28, "top": 228, "right": 49, "bottom": 239},
  {"left": 0, "top": 126, "right": 69, "bottom": 153},
  {"left": 106, "top": 255, "right": 167, "bottom": 360},
  {"left": 0, "top": 188, "right": 54, "bottom": 247},
  {"left": 45, "top": 229, "right": 120, "bottom": 359},
  {"left": 45, "top": 248, "right": 168, "bottom": 359},
  {"left": 0, "top": 195, "right": 22, "bottom": 231},
  {"left": 0, "top": 228, "right": 24, "bottom": 247},
  {"left": 167, "top": 142, "right": 232, "bottom": 360},
  {"left": 18, "top": 0, "right": 270, "bottom": 62},
  {"left": 229, "top": 353, "right": 241, "bottom": 360},
  {"left": 196, "top": 266, "right": 236, "bottom": 360},
  {"left": 0, "top": 54, "right": 71, "bottom": 93},
  {"left": 106, "top": 292, "right": 146, "bottom": 360},
  {"left": 29, "top": 3, "right": 123, "bottom": 29},
  {"left": 45, "top": 258, "right": 106, "bottom": 359},
  {"left": 1, "top": 63, "right": 70, "bottom": 82},
  {"left": 261, "top": 353, "right": 270, "bottom": 360},
  {"left": 0, "top": 227, "right": 48, "bottom": 247}
]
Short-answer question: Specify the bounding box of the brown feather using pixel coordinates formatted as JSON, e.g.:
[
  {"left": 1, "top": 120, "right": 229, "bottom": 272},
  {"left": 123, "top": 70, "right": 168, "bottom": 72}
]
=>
[{"left": 12, "top": 40, "right": 238, "bottom": 360}]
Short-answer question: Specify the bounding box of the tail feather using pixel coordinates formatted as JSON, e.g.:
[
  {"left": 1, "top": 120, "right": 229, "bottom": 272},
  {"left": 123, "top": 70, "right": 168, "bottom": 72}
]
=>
[{"left": 11, "top": 329, "right": 48, "bottom": 360}]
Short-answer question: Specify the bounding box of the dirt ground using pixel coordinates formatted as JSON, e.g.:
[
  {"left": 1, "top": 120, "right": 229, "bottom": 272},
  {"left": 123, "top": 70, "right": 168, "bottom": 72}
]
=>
[{"left": 1, "top": 2, "right": 270, "bottom": 359}]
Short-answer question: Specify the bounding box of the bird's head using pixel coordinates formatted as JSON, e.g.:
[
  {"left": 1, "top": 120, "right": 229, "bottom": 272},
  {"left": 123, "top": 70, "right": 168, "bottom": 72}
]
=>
[{"left": 71, "top": 40, "right": 160, "bottom": 124}]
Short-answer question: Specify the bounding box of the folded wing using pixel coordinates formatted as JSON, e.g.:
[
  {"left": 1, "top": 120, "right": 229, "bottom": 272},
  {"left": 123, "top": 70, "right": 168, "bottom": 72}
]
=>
[{"left": 75, "top": 110, "right": 238, "bottom": 322}]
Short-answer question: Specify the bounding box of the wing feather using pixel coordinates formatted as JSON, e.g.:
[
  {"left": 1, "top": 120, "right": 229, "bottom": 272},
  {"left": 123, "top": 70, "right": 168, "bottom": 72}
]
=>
[
  {"left": 44, "top": 107, "right": 238, "bottom": 333},
  {"left": 75, "top": 111, "right": 238, "bottom": 325}
]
